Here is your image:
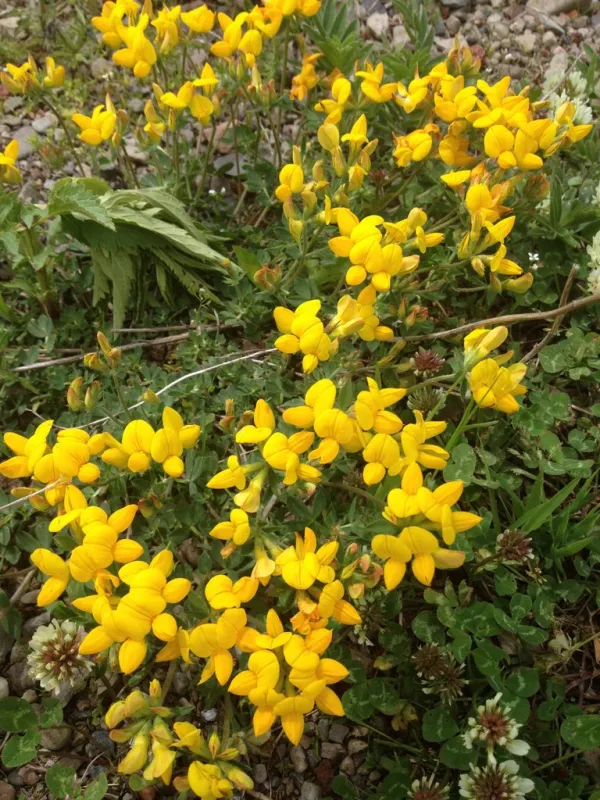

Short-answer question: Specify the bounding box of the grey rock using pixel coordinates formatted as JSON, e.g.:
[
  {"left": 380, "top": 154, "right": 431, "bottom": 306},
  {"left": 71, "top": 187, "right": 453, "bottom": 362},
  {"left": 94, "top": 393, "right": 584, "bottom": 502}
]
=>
[
  {"left": 515, "top": 31, "right": 537, "bottom": 54},
  {"left": 17, "top": 769, "right": 36, "bottom": 787},
  {"left": 10, "top": 642, "right": 28, "bottom": 664},
  {"left": 0, "top": 780, "right": 15, "bottom": 800},
  {"left": 547, "top": 48, "right": 570, "bottom": 78},
  {"left": 542, "top": 30, "right": 557, "bottom": 46},
  {"left": 490, "top": 0, "right": 504, "bottom": 6},
  {"left": 20, "top": 590, "right": 40, "bottom": 605},
  {"left": 440, "top": 0, "right": 469, "bottom": 7},
  {"left": 328, "top": 722, "right": 350, "bottom": 744},
  {"left": 6, "top": 662, "right": 35, "bottom": 694},
  {"left": 201, "top": 708, "right": 218, "bottom": 722},
  {"left": 90, "top": 57, "right": 114, "bottom": 80},
  {"left": 366, "top": 12, "right": 389, "bottom": 39},
  {"left": 40, "top": 725, "right": 72, "bottom": 751},
  {"left": 321, "top": 742, "right": 343, "bottom": 759},
  {"left": 392, "top": 23, "right": 410, "bottom": 47},
  {"left": 317, "top": 718, "right": 330, "bottom": 740},
  {"left": 44, "top": 179, "right": 56, "bottom": 191},
  {"left": 3, "top": 115, "right": 21, "bottom": 128},
  {"left": 125, "top": 141, "right": 148, "bottom": 165},
  {"left": 172, "top": 671, "right": 189, "bottom": 695},
  {"left": 13, "top": 126, "right": 36, "bottom": 159},
  {"left": 23, "top": 612, "right": 51, "bottom": 637},
  {"left": 0, "top": 16, "right": 19, "bottom": 33},
  {"left": 129, "top": 98, "right": 145, "bottom": 114},
  {"left": 32, "top": 113, "right": 56, "bottom": 135},
  {"left": 290, "top": 746, "right": 307, "bottom": 773},
  {"left": 0, "top": 678, "right": 9, "bottom": 699},
  {"left": 7, "top": 771, "right": 23, "bottom": 788},
  {"left": 4, "top": 96, "right": 23, "bottom": 112},
  {"left": 21, "top": 690, "right": 37, "bottom": 703},
  {"left": 253, "top": 764, "right": 268, "bottom": 785},
  {"left": 491, "top": 22, "right": 510, "bottom": 39},
  {"left": 300, "top": 781, "right": 320, "bottom": 800},
  {"left": 446, "top": 14, "right": 461, "bottom": 35},
  {"left": 213, "top": 153, "right": 247, "bottom": 177},
  {"left": 340, "top": 756, "right": 356, "bottom": 776},
  {"left": 54, "top": 128, "right": 65, "bottom": 143},
  {"left": 348, "top": 739, "right": 369, "bottom": 755},
  {"left": 86, "top": 730, "right": 115, "bottom": 757},
  {"left": 510, "top": 17, "right": 526, "bottom": 34},
  {"left": 0, "top": 629, "right": 13, "bottom": 664},
  {"left": 487, "top": 12, "right": 502, "bottom": 24}
]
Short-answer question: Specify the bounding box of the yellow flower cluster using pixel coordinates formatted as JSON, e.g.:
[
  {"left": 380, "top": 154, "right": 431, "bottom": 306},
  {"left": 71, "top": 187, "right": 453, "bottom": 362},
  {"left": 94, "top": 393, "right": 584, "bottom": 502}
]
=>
[
  {"left": 105, "top": 680, "right": 253, "bottom": 797},
  {"left": 0, "top": 55, "right": 65, "bottom": 95}
]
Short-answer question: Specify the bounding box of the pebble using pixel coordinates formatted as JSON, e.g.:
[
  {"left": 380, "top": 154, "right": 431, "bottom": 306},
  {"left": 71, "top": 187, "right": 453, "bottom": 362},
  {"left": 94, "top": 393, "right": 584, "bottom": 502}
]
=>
[
  {"left": 85, "top": 730, "right": 115, "bottom": 757},
  {"left": 0, "top": 629, "right": 13, "bottom": 664},
  {"left": 4, "top": 96, "right": 23, "bottom": 112},
  {"left": 321, "top": 742, "right": 343, "bottom": 759},
  {"left": 0, "top": 781, "right": 15, "bottom": 800},
  {"left": 7, "top": 772, "right": 23, "bottom": 788},
  {"left": 0, "top": 677, "right": 9, "bottom": 699},
  {"left": 392, "top": 23, "right": 410, "bottom": 46},
  {"left": 300, "top": 781, "right": 321, "bottom": 800},
  {"left": 446, "top": 15, "right": 461, "bottom": 35},
  {"left": 90, "top": 57, "right": 114, "bottom": 80},
  {"left": 6, "top": 662, "right": 35, "bottom": 694},
  {"left": 253, "top": 764, "right": 268, "bottom": 785},
  {"left": 201, "top": 708, "right": 217, "bottom": 723},
  {"left": 17, "top": 769, "right": 37, "bottom": 787},
  {"left": 340, "top": 756, "right": 356, "bottom": 776},
  {"left": 12, "top": 126, "right": 36, "bottom": 159},
  {"left": 290, "top": 746, "right": 307, "bottom": 773},
  {"left": 348, "top": 739, "right": 369, "bottom": 755},
  {"left": 23, "top": 612, "right": 51, "bottom": 637},
  {"left": 40, "top": 725, "right": 72, "bottom": 751},
  {"left": 317, "top": 719, "right": 330, "bottom": 740},
  {"left": 21, "top": 690, "right": 37, "bottom": 703},
  {"left": 20, "top": 591, "right": 40, "bottom": 605},
  {"left": 172, "top": 671, "right": 189, "bottom": 695},
  {"left": 491, "top": 22, "right": 509, "bottom": 39},
  {"left": 366, "top": 11, "right": 389, "bottom": 39},
  {"left": 515, "top": 31, "right": 537, "bottom": 54},
  {"left": 32, "top": 113, "right": 56, "bottom": 135},
  {"left": 328, "top": 723, "right": 350, "bottom": 744},
  {"left": 440, "top": 0, "right": 469, "bottom": 7}
]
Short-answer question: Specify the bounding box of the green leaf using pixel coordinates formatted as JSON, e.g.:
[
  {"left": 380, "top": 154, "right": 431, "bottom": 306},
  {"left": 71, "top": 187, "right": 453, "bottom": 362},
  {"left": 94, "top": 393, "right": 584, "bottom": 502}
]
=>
[
  {"left": 48, "top": 180, "right": 115, "bottom": 230},
  {"left": 46, "top": 764, "right": 76, "bottom": 799},
  {"left": 0, "top": 698, "right": 37, "bottom": 731},
  {"left": 342, "top": 683, "right": 374, "bottom": 722},
  {"left": 39, "top": 698, "right": 63, "bottom": 729},
  {"left": 450, "top": 631, "right": 472, "bottom": 662},
  {"left": 332, "top": 775, "right": 359, "bottom": 799},
  {"left": 494, "top": 569, "right": 517, "bottom": 597},
  {"left": 510, "top": 593, "right": 532, "bottom": 621},
  {"left": 422, "top": 707, "right": 458, "bottom": 742},
  {"left": 517, "top": 625, "right": 548, "bottom": 645},
  {"left": 506, "top": 667, "right": 540, "bottom": 697},
  {"left": 439, "top": 735, "right": 476, "bottom": 770},
  {"left": 560, "top": 714, "right": 600, "bottom": 749},
  {"left": 412, "top": 611, "right": 446, "bottom": 644},
  {"left": 342, "top": 679, "right": 402, "bottom": 721},
  {"left": 2, "top": 730, "right": 40, "bottom": 768},
  {"left": 83, "top": 773, "right": 108, "bottom": 800},
  {"left": 443, "top": 443, "right": 476, "bottom": 484},
  {"left": 515, "top": 478, "right": 579, "bottom": 534}
]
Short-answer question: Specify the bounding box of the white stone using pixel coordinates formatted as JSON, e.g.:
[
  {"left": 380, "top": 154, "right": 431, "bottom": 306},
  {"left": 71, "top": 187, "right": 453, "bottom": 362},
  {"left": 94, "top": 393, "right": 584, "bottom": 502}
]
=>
[{"left": 366, "top": 12, "right": 390, "bottom": 39}]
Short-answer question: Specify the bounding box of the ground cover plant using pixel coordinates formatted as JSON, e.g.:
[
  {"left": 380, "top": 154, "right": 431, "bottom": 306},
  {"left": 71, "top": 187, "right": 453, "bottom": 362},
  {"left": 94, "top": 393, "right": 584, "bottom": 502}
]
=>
[{"left": 1, "top": 1, "right": 600, "bottom": 799}]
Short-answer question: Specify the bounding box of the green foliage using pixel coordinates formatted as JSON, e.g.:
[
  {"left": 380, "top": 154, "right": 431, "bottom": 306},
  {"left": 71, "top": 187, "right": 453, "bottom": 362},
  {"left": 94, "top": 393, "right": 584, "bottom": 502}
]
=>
[{"left": 304, "top": 0, "right": 368, "bottom": 74}]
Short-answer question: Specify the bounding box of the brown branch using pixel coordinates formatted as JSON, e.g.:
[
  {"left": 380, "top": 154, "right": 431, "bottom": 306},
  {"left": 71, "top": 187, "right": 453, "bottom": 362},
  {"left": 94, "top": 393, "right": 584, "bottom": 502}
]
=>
[
  {"left": 400, "top": 292, "right": 600, "bottom": 344},
  {"left": 0, "top": 567, "right": 35, "bottom": 623},
  {"left": 522, "top": 265, "right": 578, "bottom": 364}
]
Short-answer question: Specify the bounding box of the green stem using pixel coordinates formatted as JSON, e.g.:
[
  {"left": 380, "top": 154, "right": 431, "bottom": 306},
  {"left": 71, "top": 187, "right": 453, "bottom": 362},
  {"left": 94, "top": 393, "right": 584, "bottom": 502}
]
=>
[
  {"left": 426, "top": 371, "right": 466, "bottom": 420},
  {"left": 196, "top": 120, "right": 217, "bottom": 200},
  {"left": 172, "top": 121, "right": 181, "bottom": 192},
  {"left": 42, "top": 96, "right": 85, "bottom": 177},
  {"left": 179, "top": 39, "right": 189, "bottom": 83},
  {"left": 110, "top": 369, "right": 131, "bottom": 419},
  {"left": 320, "top": 481, "right": 385, "bottom": 507},
  {"left": 531, "top": 748, "right": 587, "bottom": 774},
  {"left": 160, "top": 660, "right": 177, "bottom": 704},
  {"left": 566, "top": 630, "right": 600, "bottom": 656},
  {"left": 120, "top": 141, "right": 140, "bottom": 189},
  {"left": 445, "top": 398, "right": 476, "bottom": 452}
]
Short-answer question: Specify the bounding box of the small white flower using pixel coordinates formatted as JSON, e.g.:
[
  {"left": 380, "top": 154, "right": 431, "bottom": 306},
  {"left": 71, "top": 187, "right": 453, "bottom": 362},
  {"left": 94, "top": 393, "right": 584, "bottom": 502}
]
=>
[
  {"left": 459, "top": 760, "right": 535, "bottom": 800},
  {"left": 461, "top": 693, "right": 529, "bottom": 764},
  {"left": 528, "top": 252, "right": 539, "bottom": 264},
  {"left": 27, "top": 620, "right": 91, "bottom": 695},
  {"left": 587, "top": 231, "right": 600, "bottom": 269},
  {"left": 587, "top": 266, "right": 600, "bottom": 296}
]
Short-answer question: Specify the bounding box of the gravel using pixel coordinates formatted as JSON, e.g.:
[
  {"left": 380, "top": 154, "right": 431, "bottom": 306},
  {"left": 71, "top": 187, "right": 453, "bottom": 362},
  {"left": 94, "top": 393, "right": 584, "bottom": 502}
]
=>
[{"left": 328, "top": 723, "right": 350, "bottom": 744}]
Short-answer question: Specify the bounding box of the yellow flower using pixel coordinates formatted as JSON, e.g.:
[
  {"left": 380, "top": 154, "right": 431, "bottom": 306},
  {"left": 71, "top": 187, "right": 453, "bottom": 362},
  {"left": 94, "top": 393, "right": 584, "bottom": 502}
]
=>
[
  {"left": 463, "top": 326, "right": 509, "bottom": 364},
  {"left": 160, "top": 81, "right": 194, "bottom": 111},
  {"left": 0, "top": 419, "right": 52, "bottom": 479},
  {"left": 263, "top": 431, "right": 321, "bottom": 484},
  {"left": 273, "top": 681, "right": 327, "bottom": 744},
  {"left": 30, "top": 549, "right": 70, "bottom": 606},
  {"left": 399, "top": 411, "right": 449, "bottom": 471},
  {"left": 355, "top": 62, "right": 396, "bottom": 104},
  {"left": 433, "top": 75, "right": 477, "bottom": 122},
  {"left": 229, "top": 649, "right": 280, "bottom": 697},
  {"left": 355, "top": 378, "right": 406, "bottom": 435},
  {"left": 72, "top": 104, "right": 117, "bottom": 146},
  {"left": 0, "top": 139, "right": 21, "bottom": 184},
  {"left": 193, "top": 63, "right": 219, "bottom": 95},
  {"left": 469, "top": 360, "right": 527, "bottom": 414},
  {"left": 68, "top": 504, "right": 141, "bottom": 583},
  {"left": 362, "top": 433, "right": 401, "bottom": 485},
  {"left": 373, "top": 526, "right": 465, "bottom": 588},
  {"left": 276, "top": 527, "right": 337, "bottom": 590},
  {"left": 150, "top": 407, "right": 200, "bottom": 478},
  {"left": 103, "top": 419, "right": 155, "bottom": 472},
  {"left": 282, "top": 378, "right": 336, "bottom": 429},
  {"left": 155, "top": 626, "right": 191, "bottom": 663},
  {"left": 118, "top": 731, "right": 150, "bottom": 775},
  {"left": 189, "top": 608, "right": 247, "bottom": 684},
  {"left": 273, "top": 301, "right": 335, "bottom": 374},
  {"left": 291, "top": 53, "right": 321, "bottom": 102},
  {"left": 151, "top": 5, "right": 181, "bottom": 53},
  {"left": 393, "top": 128, "right": 434, "bottom": 167},
  {"left": 394, "top": 76, "right": 429, "bottom": 113},
  {"left": 236, "top": 399, "right": 276, "bottom": 445},
  {"left": 42, "top": 57, "right": 65, "bottom": 88},
  {"left": 309, "top": 410, "right": 354, "bottom": 464},
  {"left": 187, "top": 762, "right": 232, "bottom": 799},
  {"left": 416, "top": 482, "right": 483, "bottom": 545},
  {"left": 0, "top": 59, "right": 39, "bottom": 94},
  {"left": 314, "top": 76, "right": 352, "bottom": 124},
  {"left": 210, "top": 509, "right": 251, "bottom": 546},
  {"left": 181, "top": 4, "right": 215, "bottom": 33},
  {"left": 92, "top": 1, "right": 128, "bottom": 49},
  {"left": 207, "top": 455, "right": 249, "bottom": 490},
  {"left": 234, "top": 469, "right": 267, "bottom": 513},
  {"left": 205, "top": 574, "right": 259, "bottom": 610},
  {"left": 113, "top": 13, "right": 157, "bottom": 78},
  {"left": 317, "top": 581, "right": 361, "bottom": 626}
]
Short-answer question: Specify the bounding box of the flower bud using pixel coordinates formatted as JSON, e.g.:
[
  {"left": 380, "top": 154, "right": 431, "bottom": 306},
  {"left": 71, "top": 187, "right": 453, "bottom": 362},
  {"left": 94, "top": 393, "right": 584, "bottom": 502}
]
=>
[
  {"left": 83, "top": 353, "right": 108, "bottom": 372},
  {"left": 348, "top": 582, "right": 364, "bottom": 599},
  {"left": 97, "top": 332, "right": 112, "bottom": 356},
  {"left": 143, "top": 389, "right": 159, "bottom": 404},
  {"left": 524, "top": 172, "right": 550, "bottom": 203},
  {"left": 471, "top": 257, "right": 485, "bottom": 277},
  {"left": 208, "top": 732, "right": 221, "bottom": 759},
  {"left": 67, "top": 377, "right": 84, "bottom": 411},
  {"left": 223, "top": 767, "right": 253, "bottom": 790},
  {"left": 84, "top": 380, "right": 101, "bottom": 410},
  {"left": 318, "top": 123, "right": 340, "bottom": 152},
  {"left": 108, "top": 347, "right": 121, "bottom": 365}
]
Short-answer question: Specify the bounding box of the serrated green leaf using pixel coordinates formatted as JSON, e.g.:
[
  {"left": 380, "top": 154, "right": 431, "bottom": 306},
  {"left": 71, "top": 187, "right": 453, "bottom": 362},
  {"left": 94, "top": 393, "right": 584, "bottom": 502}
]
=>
[{"left": 48, "top": 180, "right": 115, "bottom": 230}]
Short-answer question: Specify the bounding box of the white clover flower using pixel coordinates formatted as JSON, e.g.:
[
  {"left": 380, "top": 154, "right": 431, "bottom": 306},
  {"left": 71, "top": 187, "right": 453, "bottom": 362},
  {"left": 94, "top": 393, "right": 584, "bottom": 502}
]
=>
[
  {"left": 463, "top": 693, "right": 530, "bottom": 764},
  {"left": 408, "top": 775, "right": 449, "bottom": 800},
  {"left": 587, "top": 231, "right": 600, "bottom": 269},
  {"left": 27, "top": 619, "right": 92, "bottom": 695},
  {"left": 568, "top": 70, "right": 587, "bottom": 99},
  {"left": 459, "top": 760, "right": 535, "bottom": 800},
  {"left": 587, "top": 267, "right": 600, "bottom": 296}
]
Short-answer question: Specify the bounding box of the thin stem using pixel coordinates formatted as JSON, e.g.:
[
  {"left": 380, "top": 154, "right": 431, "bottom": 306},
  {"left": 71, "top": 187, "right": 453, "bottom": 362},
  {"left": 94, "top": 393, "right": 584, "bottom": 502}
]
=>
[
  {"left": 173, "top": 122, "right": 181, "bottom": 192},
  {"left": 320, "top": 481, "right": 385, "bottom": 507},
  {"left": 445, "top": 398, "right": 476, "bottom": 453},
  {"left": 42, "top": 96, "right": 85, "bottom": 177},
  {"left": 160, "top": 660, "right": 178, "bottom": 703},
  {"left": 120, "top": 141, "right": 140, "bottom": 189},
  {"left": 196, "top": 120, "right": 216, "bottom": 200},
  {"left": 531, "top": 748, "right": 587, "bottom": 774},
  {"left": 110, "top": 369, "right": 132, "bottom": 419}
]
